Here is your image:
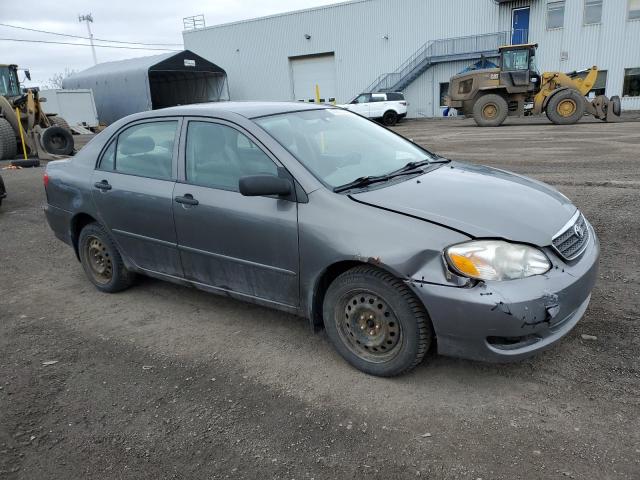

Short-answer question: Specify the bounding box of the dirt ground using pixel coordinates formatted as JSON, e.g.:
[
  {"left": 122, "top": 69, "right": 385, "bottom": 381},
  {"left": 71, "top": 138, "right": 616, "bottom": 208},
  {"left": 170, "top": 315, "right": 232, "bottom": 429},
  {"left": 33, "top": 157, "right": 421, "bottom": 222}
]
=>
[{"left": 1, "top": 115, "right": 639, "bottom": 479}]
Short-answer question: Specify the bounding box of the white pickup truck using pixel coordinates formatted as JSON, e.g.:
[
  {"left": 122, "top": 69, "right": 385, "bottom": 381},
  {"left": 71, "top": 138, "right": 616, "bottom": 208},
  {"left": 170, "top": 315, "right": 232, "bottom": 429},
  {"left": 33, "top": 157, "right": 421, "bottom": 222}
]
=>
[{"left": 340, "top": 92, "right": 408, "bottom": 126}]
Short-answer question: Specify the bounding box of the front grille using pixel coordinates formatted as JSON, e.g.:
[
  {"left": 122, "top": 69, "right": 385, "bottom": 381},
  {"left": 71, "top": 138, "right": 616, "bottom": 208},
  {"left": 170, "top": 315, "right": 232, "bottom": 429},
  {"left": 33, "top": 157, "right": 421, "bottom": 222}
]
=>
[{"left": 552, "top": 213, "right": 590, "bottom": 261}]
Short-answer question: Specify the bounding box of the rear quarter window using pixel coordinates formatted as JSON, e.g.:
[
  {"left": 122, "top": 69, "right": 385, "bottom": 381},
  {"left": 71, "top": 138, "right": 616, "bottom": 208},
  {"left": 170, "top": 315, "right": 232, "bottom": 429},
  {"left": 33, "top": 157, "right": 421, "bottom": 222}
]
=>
[{"left": 385, "top": 92, "right": 405, "bottom": 101}]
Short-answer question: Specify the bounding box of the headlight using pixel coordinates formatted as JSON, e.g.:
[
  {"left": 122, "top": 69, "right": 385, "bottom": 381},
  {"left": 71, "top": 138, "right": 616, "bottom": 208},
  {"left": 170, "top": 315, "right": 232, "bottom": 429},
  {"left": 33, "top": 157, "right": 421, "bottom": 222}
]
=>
[{"left": 445, "top": 240, "right": 551, "bottom": 281}]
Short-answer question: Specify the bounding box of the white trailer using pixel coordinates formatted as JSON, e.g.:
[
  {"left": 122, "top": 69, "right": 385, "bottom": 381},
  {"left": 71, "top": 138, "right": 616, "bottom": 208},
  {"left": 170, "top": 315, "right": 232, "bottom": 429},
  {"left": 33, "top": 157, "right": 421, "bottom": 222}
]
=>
[{"left": 40, "top": 89, "right": 99, "bottom": 129}]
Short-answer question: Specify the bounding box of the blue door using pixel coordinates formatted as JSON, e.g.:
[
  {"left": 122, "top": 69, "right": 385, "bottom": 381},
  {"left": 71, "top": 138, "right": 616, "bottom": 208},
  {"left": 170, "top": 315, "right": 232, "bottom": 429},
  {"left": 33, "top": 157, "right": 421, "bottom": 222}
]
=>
[{"left": 512, "top": 7, "right": 530, "bottom": 45}]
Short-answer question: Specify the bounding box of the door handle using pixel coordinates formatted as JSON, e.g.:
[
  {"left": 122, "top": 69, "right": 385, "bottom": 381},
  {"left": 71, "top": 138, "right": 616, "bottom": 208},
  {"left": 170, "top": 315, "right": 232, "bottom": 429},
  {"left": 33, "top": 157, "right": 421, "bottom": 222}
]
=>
[
  {"left": 174, "top": 194, "right": 199, "bottom": 206},
  {"left": 94, "top": 180, "right": 112, "bottom": 191}
]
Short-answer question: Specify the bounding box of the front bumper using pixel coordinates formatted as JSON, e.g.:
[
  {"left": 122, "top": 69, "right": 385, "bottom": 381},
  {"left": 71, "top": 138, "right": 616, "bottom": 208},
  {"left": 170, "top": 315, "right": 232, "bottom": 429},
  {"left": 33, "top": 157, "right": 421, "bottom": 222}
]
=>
[{"left": 412, "top": 230, "right": 600, "bottom": 362}]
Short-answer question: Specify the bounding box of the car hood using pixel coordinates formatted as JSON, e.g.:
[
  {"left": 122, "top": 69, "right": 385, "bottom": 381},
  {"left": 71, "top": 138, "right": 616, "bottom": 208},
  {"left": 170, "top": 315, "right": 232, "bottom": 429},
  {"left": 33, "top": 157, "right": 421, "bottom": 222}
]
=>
[{"left": 350, "top": 161, "right": 576, "bottom": 247}]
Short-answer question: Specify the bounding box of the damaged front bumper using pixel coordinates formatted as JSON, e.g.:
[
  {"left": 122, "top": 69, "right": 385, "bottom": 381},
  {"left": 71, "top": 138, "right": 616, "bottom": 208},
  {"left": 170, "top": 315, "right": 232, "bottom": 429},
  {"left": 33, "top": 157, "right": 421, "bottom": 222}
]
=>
[{"left": 411, "top": 231, "right": 600, "bottom": 363}]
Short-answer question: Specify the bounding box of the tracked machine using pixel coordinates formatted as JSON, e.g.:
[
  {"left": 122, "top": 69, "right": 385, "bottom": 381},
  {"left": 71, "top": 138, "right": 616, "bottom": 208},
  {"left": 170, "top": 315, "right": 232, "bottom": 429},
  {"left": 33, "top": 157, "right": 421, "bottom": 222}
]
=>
[
  {"left": 446, "top": 44, "right": 621, "bottom": 127},
  {"left": 0, "top": 63, "right": 74, "bottom": 162}
]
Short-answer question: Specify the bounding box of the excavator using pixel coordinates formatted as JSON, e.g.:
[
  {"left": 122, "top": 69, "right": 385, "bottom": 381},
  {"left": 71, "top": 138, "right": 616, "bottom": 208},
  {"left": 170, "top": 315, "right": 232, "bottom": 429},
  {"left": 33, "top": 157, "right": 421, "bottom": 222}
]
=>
[
  {"left": 446, "top": 43, "right": 621, "bottom": 127},
  {"left": 0, "top": 63, "right": 74, "bottom": 163}
]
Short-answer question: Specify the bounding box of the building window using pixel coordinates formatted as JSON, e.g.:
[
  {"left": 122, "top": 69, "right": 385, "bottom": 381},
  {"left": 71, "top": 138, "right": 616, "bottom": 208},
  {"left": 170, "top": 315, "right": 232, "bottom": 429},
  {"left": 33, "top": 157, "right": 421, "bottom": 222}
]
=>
[
  {"left": 623, "top": 68, "right": 640, "bottom": 97},
  {"left": 547, "top": 1, "right": 565, "bottom": 29},
  {"left": 584, "top": 0, "right": 602, "bottom": 24},
  {"left": 629, "top": 0, "right": 640, "bottom": 20},
  {"left": 439, "top": 82, "right": 449, "bottom": 107}
]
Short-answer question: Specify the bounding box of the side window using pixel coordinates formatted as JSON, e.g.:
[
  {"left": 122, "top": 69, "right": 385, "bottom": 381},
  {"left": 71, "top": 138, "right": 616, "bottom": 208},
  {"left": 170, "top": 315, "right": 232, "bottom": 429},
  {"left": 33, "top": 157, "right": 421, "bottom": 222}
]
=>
[
  {"left": 99, "top": 140, "right": 116, "bottom": 170},
  {"left": 353, "top": 94, "right": 371, "bottom": 104},
  {"left": 386, "top": 92, "right": 404, "bottom": 101},
  {"left": 186, "top": 121, "right": 278, "bottom": 191},
  {"left": 371, "top": 94, "right": 386, "bottom": 102},
  {"left": 115, "top": 121, "right": 177, "bottom": 180}
]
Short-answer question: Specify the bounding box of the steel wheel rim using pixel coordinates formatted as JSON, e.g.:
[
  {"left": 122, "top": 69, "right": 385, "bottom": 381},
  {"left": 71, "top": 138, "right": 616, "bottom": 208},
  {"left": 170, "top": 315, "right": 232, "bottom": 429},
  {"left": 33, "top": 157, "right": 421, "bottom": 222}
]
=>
[
  {"left": 558, "top": 99, "right": 577, "bottom": 117},
  {"left": 336, "top": 290, "right": 402, "bottom": 363},
  {"left": 482, "top": 103, "right": 498, "bottom": 119},
  {"left": 85, "top": 235, "right": 112, "bottom": 284}
]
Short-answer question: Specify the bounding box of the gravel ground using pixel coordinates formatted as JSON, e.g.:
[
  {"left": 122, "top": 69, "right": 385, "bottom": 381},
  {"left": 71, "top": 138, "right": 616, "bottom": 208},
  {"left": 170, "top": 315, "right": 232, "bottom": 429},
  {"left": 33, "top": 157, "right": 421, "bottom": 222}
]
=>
[{"left": 1, "top": 115, "right": 639, "bottom": 479}]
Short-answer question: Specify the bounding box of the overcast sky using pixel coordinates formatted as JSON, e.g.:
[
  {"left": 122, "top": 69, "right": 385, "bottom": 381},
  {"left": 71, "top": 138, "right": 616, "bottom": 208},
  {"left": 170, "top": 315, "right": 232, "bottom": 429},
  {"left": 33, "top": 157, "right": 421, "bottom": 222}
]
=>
[{"left": 0, "top": 0, "right": 342, "bottom": 87}]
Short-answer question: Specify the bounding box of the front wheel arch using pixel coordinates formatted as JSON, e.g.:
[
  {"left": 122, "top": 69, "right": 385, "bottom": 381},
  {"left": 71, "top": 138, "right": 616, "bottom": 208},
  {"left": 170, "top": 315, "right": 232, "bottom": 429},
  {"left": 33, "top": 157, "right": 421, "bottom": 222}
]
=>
[{"left": 309, "top": 259, "right": 414, "bottom": 331}]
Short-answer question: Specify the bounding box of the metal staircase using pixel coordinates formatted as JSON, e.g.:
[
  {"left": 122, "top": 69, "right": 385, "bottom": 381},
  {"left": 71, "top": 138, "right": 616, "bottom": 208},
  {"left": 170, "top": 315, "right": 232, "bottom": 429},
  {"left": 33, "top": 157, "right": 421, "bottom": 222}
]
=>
[{"left": 365, "top": 31, "right": 510, "bottom": 93}]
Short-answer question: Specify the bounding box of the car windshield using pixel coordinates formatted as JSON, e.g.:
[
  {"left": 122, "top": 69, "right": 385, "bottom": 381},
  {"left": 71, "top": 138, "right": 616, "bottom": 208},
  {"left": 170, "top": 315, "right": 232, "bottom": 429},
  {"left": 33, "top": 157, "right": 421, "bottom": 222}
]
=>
[{"left": 255, "top": 109, "right": 435, "bottom": 188}]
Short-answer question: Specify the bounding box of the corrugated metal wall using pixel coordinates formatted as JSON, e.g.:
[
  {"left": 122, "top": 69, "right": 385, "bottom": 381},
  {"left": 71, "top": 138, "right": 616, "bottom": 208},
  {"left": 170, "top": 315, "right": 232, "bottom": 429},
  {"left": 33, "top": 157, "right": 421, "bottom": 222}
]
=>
[{"left": 183, "top": 0, "right": 640, "bottom": 116}]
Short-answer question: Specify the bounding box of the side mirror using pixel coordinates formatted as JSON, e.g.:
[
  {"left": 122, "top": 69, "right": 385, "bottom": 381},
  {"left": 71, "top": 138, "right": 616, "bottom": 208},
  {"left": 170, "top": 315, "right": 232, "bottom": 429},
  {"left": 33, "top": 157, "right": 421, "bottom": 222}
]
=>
[
  {"left": 24, "top": 69, "right": 31, "bottom": 81},
  {"left": 239, "top": 175, "right": 292, "bottom": 197}
]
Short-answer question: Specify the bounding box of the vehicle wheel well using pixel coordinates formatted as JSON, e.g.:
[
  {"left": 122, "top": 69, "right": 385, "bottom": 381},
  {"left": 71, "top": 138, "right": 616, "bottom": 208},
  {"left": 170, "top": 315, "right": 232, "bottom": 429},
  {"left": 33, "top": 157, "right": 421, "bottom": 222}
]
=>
[
  {"left": 310, "top": 261, "right": 364, "bottom": 331},
  {"left": 311, "top": 260, "right": 403, "bottom": 331},
  {"left": 70, "top": 213, "right": 97, "bottom": 260}
]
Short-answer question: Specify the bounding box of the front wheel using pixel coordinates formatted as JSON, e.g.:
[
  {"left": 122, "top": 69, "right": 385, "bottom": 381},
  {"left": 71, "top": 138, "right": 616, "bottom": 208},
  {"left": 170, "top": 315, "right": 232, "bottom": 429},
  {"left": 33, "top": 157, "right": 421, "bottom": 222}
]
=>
[
  {"left": 546, "top": 89, "right": 585, "bottom": 125},
  {"left": 323, "top": 266, "right": 432, "bottom": 376},
  {"left": 78, "top": 222, "right": 135, "bottom": 293}
]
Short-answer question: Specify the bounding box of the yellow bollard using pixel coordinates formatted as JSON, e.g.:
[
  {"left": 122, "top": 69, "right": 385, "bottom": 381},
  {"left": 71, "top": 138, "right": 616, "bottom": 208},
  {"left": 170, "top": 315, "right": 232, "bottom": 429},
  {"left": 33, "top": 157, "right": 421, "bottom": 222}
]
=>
[
  {"left": 315, "top": 84, "right": 321, "bottom": 104},
  {"left": 15, "top": 108, "right": 28, "bottom": 160}
]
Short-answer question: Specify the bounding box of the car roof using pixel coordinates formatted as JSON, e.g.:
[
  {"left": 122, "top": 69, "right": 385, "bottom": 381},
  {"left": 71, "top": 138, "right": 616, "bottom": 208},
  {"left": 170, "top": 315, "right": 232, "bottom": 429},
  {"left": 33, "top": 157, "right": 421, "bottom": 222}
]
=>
[{"left": 158, "top": 101, "right": 333, "bottom": 119}]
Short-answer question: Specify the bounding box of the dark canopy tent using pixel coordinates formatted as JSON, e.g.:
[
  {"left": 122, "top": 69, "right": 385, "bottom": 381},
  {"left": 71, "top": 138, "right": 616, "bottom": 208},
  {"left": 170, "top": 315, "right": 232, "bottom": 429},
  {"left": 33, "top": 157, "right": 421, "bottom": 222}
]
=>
[{"left": 64, "top": 50, "right": 228, "bottom": 125}]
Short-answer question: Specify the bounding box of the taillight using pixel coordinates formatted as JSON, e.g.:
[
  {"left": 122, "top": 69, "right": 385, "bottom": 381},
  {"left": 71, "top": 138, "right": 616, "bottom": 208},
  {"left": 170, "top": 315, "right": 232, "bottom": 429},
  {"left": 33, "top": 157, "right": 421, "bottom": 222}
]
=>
[{"left": 43, "top": 172, "right": 49, "bottom": 187}]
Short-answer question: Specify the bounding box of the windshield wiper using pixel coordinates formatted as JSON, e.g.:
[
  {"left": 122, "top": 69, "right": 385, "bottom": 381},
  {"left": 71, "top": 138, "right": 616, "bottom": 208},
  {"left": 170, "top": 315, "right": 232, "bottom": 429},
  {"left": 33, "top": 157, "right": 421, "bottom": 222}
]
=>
[
  {"left": 429, "top": 154, "right": 451, "bottom": 163},
  {"left": 333, "top": 168, "right": 427, "bottom": 193}
]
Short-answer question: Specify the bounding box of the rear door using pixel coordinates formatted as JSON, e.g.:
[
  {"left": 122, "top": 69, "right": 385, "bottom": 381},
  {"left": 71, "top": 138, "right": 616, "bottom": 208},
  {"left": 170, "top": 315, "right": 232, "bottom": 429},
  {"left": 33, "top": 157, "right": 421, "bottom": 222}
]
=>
[
  {"left": 91, "top": 118, "right": 183, "bottom": 276},
  {"left": 172, "top": 118, "right": 300, "bottom": 307},
  {"left": 369, "top": 93, "right": 388, "bottom": 118}
]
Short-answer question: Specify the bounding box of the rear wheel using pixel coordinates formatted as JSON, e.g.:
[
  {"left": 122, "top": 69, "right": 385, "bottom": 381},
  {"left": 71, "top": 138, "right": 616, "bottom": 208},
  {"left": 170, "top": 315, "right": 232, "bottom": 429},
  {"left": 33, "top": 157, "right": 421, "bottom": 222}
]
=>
[
  {"left": 0, "top": 118, "right": 17, "bottom": 160},
  {"left": 472, "top": 94, "right": 508, "bottom": 127},
  {"left": 78, "top": 222, "right": 135, "bottom": 293},
  {"left": 382, "top": 110, "right": 398, "bottom": 126},
  {"left": 323, "top": 266, "right": 432, "bottom": 377},
  {"left": 546, "top": 89, "right": 585, "bottom": 125}
]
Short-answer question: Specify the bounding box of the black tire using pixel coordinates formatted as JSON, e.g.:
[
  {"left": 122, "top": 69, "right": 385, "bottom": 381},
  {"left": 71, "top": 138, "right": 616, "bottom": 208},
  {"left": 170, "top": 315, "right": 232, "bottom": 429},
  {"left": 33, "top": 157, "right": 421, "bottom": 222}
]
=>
[
  {"left": 0, "top": 117, "right": 17, "bottom": 161},
  {"left": 610, "top": 95, "right": 621, "bottom": 117},
  {"left": 10, "top": 159, "right": 40, "bottom": 168},
  {"left": 41, "top": 126, "right": 74, "bottom": 156},
  {"left": 546, "top": 89, "right": 585, "bottom": 125},
  {"left": 78, "top": 222, "right": 135, "bottom": 293},
  {"left": 49, "top": 116, "right": 72, "bottom": 132},
  {"left": 382, "top": 110, "right": 399, "bottom": 126},
  {"left": 322, "top": 266, "right": 432, "bottom": 377},
  {"left": 472, "top": 94, "right": 508, "bottom": 127}
]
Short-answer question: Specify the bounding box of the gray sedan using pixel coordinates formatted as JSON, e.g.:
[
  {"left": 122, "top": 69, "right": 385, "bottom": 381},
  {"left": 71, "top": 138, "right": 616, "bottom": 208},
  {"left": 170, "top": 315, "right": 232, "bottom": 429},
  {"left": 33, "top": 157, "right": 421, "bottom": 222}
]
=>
[{"left": 44, "top": 102, "right": 599, "bottom": 376}]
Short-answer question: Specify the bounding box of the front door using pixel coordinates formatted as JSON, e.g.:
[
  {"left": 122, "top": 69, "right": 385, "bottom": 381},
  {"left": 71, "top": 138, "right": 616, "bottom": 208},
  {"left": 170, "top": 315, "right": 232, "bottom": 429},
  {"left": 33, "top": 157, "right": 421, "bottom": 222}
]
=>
[
  {"left": 91, "top": 119, "right": 183, "bottom": 276},
  {"left": 348, "top": 94, "right": 371, "bottom": 117},
  {"left": 512, "top": 7, "right": 530, "bottom": 45},
  {"left": 172, "top": 119, "right": 299, "bottom": 308}
]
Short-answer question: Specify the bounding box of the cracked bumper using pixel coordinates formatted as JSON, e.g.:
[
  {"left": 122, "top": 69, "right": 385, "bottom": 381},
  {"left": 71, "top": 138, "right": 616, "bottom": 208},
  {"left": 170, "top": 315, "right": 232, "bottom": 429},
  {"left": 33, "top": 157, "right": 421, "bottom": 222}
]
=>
[{"left": 411, "top": 231, "right": 600, "bottom": 363}]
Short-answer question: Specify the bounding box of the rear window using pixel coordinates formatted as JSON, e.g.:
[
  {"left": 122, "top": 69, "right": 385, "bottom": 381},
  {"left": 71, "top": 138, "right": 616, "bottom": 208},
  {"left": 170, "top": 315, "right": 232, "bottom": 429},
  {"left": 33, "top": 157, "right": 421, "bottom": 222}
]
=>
[{"left": 385, "top": 92, "right": 405, "bottom": 101}]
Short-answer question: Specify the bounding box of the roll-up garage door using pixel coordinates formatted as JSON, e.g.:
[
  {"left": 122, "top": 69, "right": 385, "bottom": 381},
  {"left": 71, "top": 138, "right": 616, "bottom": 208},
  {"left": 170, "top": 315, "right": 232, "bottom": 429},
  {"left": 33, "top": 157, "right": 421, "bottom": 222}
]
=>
[{"left": 290, "top": 53, "right": 337, "bottom": 103}]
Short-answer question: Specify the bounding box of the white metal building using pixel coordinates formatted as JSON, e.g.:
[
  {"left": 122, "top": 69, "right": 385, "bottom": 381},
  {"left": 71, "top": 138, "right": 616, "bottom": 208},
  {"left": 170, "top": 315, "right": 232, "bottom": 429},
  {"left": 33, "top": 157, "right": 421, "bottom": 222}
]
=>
[{"left": 183, "top": 0, "right": 640, "bottom": 118}]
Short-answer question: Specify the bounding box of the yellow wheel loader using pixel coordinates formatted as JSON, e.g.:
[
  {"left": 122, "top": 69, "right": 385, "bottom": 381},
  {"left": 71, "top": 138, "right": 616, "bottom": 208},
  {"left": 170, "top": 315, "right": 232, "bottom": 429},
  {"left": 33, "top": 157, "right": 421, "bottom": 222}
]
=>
[
  {"left": 0, "top": 64, "right": 74, "bottom": 162},
  {"left": 446, "top": 44, "right": 621, "bottom": 127}
]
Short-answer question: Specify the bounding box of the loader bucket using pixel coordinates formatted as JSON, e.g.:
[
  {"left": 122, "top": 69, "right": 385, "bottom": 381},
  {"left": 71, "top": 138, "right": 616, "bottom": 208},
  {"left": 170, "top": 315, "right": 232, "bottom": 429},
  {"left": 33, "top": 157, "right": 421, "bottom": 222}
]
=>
[{"left": 588, "top": 95, "right": 621, "bottom": 123}]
